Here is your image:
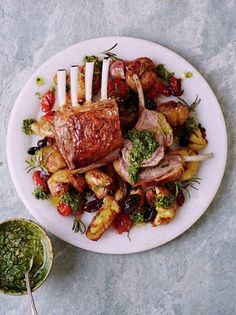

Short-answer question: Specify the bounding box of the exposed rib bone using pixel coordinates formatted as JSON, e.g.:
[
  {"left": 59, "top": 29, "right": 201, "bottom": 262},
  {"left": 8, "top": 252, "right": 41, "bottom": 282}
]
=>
[
  {"left": 57, "top": 69, "right": 66, "bottom": 107},
  {"left": 70, "top": 65, "right": 79, "bottom": 107},
  {"left": 101, "top": 59, "right": 110, "bottom": 100},
  {"left": 85, "top": 62, "right": 95, "bottom": 102}
]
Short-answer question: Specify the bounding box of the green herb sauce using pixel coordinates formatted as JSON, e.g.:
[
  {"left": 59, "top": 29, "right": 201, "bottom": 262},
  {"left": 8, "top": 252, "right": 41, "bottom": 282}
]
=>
[
  {"left": 0, "top": 221, "right": 47, "bottom": 294},
  {"left": 156, "top": 195, "right": 175, "bottom": 209},
  {"left": 156, "top": 64, "right": 174, "bottom": 82},
  {"left": 127, "top": 129, "right": 158, "bottom": 184}
]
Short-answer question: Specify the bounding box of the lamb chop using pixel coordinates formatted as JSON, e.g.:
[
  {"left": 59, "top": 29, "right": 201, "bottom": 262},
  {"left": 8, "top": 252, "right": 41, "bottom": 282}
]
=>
[
  {"left": 53, "top": 60, "right": 123, "bottom": 171},
  {"left": 113, "top": 75, "right": 213, "bottom": 187}
]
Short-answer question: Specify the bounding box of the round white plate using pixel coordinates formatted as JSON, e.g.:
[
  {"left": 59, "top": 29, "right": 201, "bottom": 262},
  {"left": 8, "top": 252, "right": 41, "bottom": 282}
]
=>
[{"left": 7, "top": 36, "right": 227, "bottom": 254}]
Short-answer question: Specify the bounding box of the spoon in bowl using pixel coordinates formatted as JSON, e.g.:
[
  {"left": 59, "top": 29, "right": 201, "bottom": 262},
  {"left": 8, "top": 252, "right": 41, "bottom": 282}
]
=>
[{"left": 25, "top": 257, "right": 38, "bottom": 315}]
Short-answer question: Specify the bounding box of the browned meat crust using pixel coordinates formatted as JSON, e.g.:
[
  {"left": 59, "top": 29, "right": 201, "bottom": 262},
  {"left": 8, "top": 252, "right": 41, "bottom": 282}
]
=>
[{"left": 53, "top": 99, "right": 123, "bottom": 170}]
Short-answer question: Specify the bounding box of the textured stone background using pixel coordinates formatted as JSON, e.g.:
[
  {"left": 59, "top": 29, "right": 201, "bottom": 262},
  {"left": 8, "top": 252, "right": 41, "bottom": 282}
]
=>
[{"left": 0, "top": 0, "right": 236, "bottom": 314}]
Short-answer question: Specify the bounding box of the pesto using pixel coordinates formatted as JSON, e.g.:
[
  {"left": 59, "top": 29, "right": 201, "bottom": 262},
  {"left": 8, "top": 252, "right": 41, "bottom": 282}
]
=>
[
  {"left": 156, "top": 195, "right": 175, "bottom": 209},
  {"left": 127, "top": 129, "right": 158, "bottom": 183},
  {"left": 22, "top": 118, "right": 36, "bottom": 135},
  {"left": 184, "top": 71, "right": 193, "bottom": 78},
  {"left": 0, "top": 221, "right": 47, "bottom": 294}
]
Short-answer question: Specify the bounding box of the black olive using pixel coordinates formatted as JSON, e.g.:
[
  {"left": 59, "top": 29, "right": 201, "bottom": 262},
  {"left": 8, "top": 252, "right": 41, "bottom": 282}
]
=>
[
  {"left": 83, "top": 199, "right": 103, "bottom": 213},
  {"left": 145, "top": 99, "right": 157, "bottom": 110},
  {"left": 143, "top": 205, "right": 157, "bottom": 222},
  {"left": 27, "top": 146, "right": 39, "bottom": 155},
  {"left": 37, "top": 138, "right": 47, "bottom": 149},
  {"left": 124, "top": 194, "right": 141, "bottom": 214}
]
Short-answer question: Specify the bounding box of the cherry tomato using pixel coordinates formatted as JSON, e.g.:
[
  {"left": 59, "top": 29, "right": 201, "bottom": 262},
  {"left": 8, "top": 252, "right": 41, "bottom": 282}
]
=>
[
  {"left": 113, "top": 213, "right": 133, "bottom": 234},
  {"left": 57, "top": 202, "right": 72, "bottom": 216},
  {"left": 108, "top": 79, "right": 128, "bottom": 98},
  {"left": 41, "top": 91, "right": 55, "bottom": 113},
  {"left": 168, "top": 77, "right": 183, "bottom": 96},
  {"left": 154, "top": 79, "right": 171, "bottom": 97},
  {"left": 145, "top": 85, "right": 159, "bottom": 100},
  {"left": 43, "top": 110, "right": 55, "bottom": 123},
  {"left": 32, "top": 171, "right": 48, "bottom": 191}
]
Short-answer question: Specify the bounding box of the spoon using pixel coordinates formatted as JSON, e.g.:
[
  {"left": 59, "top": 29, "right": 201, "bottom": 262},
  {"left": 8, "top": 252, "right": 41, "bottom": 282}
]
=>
[{"left": 25, "top": 257, "right": 38, "bottom": 315}]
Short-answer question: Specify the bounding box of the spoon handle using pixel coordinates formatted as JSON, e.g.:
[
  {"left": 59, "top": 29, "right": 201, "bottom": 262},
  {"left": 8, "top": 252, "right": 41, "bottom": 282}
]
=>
[{"left": 25, "top": 272, "right": 39, "bottom": 315}]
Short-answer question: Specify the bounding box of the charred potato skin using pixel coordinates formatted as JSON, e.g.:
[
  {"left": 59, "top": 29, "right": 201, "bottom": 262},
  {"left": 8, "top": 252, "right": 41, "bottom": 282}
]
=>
[
  {"left": 86, "top": 195, "right": 120, "bottom": 241},
  {"left": 85, "top": 169, "right": 113, "bottom": 199},
  {"left": 172, "top": 148, "right": 200, "bottom": 181},
  {"left": 157, "top": 101, "right": 189, "bottom": 127},
  {"left": 126, "top": 57, "right": 157, "bottom": 92},
  {"left": 48, "top": 169, "right": 86, "bottom": 196},
  {"left": 152, "top": 187, "right": 177, "bottom": 227},
  {"left": 188, "top": 127, "right": 208, "bottom": 151}
]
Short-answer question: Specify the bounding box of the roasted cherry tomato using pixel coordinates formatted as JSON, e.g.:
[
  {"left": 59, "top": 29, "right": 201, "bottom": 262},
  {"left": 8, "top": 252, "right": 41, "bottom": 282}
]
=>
[
  {"left": 43, "top": 110, "right": 55, "bottom": 122},
  {"left": 32, "top": 171, "right": 48, "bottom": 191},
  {"left": 154, "top": 79, "right": 171, "bottom": 97},
  {"left": 168, "top": 77, "right": 183, "bottom": 96},
  {"left": 41, "top": 91, "right": 55, "bottom": 113},
  {"left": 113, "top": 213, "right": 133, "bottom": 234},
  {"left": 57, "top": 202, "right": 72, "bottom": 216},
  {"left": 108, "top": 79, "right": 128, "bottom": 98}
]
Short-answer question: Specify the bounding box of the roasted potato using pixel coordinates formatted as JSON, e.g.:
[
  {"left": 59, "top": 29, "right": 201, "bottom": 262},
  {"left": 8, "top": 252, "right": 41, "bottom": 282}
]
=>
[
  {"left": 171, "top": 148, "right": 200, "bottom": 181},
  {"left": 31, "top": 118, "right": 54, "bottom": 138},
  {"left": 114, "top": 181, "right": 128, "bottom": 203},
  {"left": 126, "top": 57, "right": 157, "bottom": 92},
  {"left": 157, "top": 101, "right": 189, "bottom": 127},
  {"left": 48, "top": 169, "right": 86, "bottom": 196},
  {"left": 188, "top": 127, "right": 208, "bottom": 151},
  {"left": 85, "top": 169, "right": 113, "bottom": 199},
  {"left": 152, "top": 187, "right": 177, "bottom": 227},
  {"left": 86, "top": 195, "right": 120, "bottom": 241},
  {"left": 36, "top": 146, "right": 67, "bottom": 174}
]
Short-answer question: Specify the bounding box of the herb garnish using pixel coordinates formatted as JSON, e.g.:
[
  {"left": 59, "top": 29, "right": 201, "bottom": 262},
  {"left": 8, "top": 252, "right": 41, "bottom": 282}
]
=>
[
  {"left": 129, "top": 212, "right": 145, "bottom": 224},
  {"left": 166, "top": 177, "right": 201, "bottom": 199},
  {"left": 25, "top": 149, "right": 50, "bottom": 174},
  {"left": 156, "top": 64, "right": 174, "bottom": 82},
  {"left": 178, "top": 95, "right": 201, "bottom": 112},
  {"left": 156, "top": 195, "right": 175, "bottom": 209},
  {"left": 184, "top": 71, "right": 193, "bottom": 78},
  {"left": 60, "top": 191, "right": 82, "bottom": 211},
  {"left": 22, "top": 118, "right": 36, "bottom": 135},
  {"left": 72, "top": 217, "right": 86, "bottom": 234},
  {"left": 35, "top": 92, "right": 43, "bottom": 100},
  {"left": 100, "top": 43, "right": 119, "bottom": 60},
  {"left": 127, "top": 129, "right": 158, "bottom": 184},
  {"left": 32, "top": 186, "right": 49, "bottom": 200}
]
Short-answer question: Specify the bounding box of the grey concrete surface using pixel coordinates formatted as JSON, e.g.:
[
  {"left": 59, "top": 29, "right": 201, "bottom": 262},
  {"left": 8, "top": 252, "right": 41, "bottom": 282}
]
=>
[{"left": 0, "top": 0, "right": 236, "bottom": 314}]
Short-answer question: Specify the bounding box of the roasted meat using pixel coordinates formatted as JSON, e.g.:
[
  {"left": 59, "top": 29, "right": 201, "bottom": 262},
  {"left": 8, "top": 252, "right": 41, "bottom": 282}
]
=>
[{"left": 53, "top": 99, "right": 123, "bottom": 170}]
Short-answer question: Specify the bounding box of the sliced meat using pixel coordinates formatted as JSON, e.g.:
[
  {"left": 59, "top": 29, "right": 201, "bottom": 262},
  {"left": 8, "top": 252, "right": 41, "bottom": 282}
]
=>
[
  {"left": 113, "top": 155, "right": 184, "bottom": 187},
  {"left": 53, "top": 99, "right": 123, "bottom": 170},
  {"left": 136, "top": 155, "right": 184, "bottom": 187}
]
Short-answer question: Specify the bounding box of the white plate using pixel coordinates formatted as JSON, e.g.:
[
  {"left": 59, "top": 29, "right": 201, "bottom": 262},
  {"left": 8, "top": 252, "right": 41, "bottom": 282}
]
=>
[{"left": 7, "top": 36, "right": 227, "bottom": 254}]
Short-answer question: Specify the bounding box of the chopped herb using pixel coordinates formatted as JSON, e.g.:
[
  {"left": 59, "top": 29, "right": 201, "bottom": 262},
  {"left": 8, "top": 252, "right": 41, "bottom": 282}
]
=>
[
  {"left": 156, "top": 195, "right": 175, "bottom": 209},
  {"left": 35, "top": 77, "right": 45, "bottom": 86},
  {"left": 32, "top": 186, "right": 49, "bottom": 200},
  {"left": 129, "top": 212, "right": 145, "bottom": 224},
  {"left": 72, "top": 217, "right": 86, "bottom": 234},
  {"left": 35, "top": 92, "right": 43, "bottom": 100},
  {"left": 156, "top": 64, "right": 174, "bottom": 82},
  {"left": 185, "top": 116, "right": 198, "bottom": 133},
  {"left": 184, "top": 71, "right": 193, "bottom": 78},
  {"left": 60, "top": 191, "right": 82, "bottom": 211},
  {"left": 22, "top": 118, "right": 36, "bottom": 135},
  {"left": 127, "top": 129, "right": 158, "bottom": 183}
]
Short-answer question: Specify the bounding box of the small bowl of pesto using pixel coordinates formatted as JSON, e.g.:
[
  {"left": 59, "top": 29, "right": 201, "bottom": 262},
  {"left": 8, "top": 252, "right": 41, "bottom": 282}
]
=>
[{"left": 0, "top": 218, "right": 53, "bottom": 295}]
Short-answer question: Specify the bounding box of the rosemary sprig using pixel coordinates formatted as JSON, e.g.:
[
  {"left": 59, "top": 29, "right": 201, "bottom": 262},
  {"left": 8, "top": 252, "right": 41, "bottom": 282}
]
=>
[
  {"left": 25, "top": 148, "right": 50, "bottom": 174},
  {"left": 100, "top": 43, "right": 119, "bottom": 60},
  {"left": 166, "top": 177, "right": 201, "bottom": 199},
  {"left": 72, "top": 217, "right": 86, "bottom": 234},
  {"left": 178, "top": 95, "right": 201, "bottom": 111}
]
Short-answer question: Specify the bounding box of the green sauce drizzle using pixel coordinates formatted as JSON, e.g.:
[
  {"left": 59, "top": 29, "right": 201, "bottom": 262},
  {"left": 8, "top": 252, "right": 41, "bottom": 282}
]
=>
[{"left": 127, "top": 129, "right": 158, "bottom": 184}]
